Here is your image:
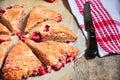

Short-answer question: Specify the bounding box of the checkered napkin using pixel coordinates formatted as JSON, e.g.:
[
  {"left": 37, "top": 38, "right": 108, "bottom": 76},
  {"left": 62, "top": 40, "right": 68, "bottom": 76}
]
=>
[{"left": 68, "top": 0, "right": 120, "bottom": 57}]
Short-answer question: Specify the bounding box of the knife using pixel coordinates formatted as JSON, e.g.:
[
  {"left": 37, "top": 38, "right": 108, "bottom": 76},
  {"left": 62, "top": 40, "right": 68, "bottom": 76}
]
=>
[{"left": 84, "top": 1, "right": 98, "bottom": 58}]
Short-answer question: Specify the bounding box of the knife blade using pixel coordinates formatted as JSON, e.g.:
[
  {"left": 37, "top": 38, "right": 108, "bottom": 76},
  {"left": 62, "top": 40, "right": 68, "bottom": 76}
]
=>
[{"left": 84, "top": 1, "right": 98, "bottom": 58}]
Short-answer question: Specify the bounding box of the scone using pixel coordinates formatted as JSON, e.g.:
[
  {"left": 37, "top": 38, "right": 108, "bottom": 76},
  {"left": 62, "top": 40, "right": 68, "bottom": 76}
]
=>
[
  {"left": 25, "top": 20, "right": 77, "bottom": 42},
  {"left": 1, "top": 4, "right": 26, "bottom": 34},
  {"left": 25, "top": 39, "right": 79, "bottom": 71},
  {"left": 0, "top": 40, "right": 14, "bottom": 69},
  {"left": 2, "top": 41, "right": 44, "bottom": 80},
  {"left": 25, "top": 6, "right": 62, "bottom": 32}
]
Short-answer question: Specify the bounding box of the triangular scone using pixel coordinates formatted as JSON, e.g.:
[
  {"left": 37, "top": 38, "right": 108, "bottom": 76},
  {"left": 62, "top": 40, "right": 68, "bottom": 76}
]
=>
[
  {"left": 0, "top": 23, "right": 10, "bottom": 35},
  {"left": 25, "top": 6, "right": 62, "bottom": 32},
  {"left": 25, "top": 39, "right": 79, "bottom": 71},
  {"left": 2, "top": 41, "right": 44, "bottom": 80},
  {"left": 25, "top": 20, "right": 77, "bottom": 42},
  {"left": 1, "top": 4, "right": 26, "bottom": 34},
  {"left": 0, "top": 40, "right": 14, "bottom": 69}
]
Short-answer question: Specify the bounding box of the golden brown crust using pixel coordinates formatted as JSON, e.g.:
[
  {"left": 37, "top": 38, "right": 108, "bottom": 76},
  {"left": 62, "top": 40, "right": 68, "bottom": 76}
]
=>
[
  {"left": 25, "top": 6, "right": 61, "bottom": 32},
  {"left": 0, "top": 34, "right": 11, "bottom": 41},
  {"left": 26, "top": 20, "right": 77, "bottom": 42},
  {"left": 0, "top": 23, "right": 11, "bottom": 42},
  {"left": 1, "top": 4, "right": 26, "bottom": 34},
  {"left": 25, "top": 39, "right": 79, "bottom": 67},
  {"left": 2, "top": 41, "right": 41, "bottom": 80},
  {"left": 0, "top": 40, "right": 14, "bottom": 69},
  {"left": 25, "top": 39, "right": 59, "bottom": 66},
  {"left": 0, "top": 23, "right": 10, "bottom": 35}
]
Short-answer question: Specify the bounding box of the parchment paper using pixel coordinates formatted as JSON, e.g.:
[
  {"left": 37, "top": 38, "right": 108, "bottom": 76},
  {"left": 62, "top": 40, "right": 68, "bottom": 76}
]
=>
[{"left": 0, "top": 0, "right": 86, "bottom": 80}]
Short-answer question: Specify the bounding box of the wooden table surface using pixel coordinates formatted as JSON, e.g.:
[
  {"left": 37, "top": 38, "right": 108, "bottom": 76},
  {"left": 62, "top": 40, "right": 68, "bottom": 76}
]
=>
[{"left": 0, "top": 0, "right": 120, "bottom": 80}]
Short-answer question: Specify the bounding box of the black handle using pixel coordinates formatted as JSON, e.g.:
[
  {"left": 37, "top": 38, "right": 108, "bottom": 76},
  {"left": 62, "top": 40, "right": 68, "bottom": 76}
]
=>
[{"left": 87, "top": 29, "right": 98, "bottom": 58}]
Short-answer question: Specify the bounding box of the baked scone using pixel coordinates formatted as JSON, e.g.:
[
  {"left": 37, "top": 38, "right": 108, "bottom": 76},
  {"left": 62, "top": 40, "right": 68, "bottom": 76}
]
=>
[
  {"left": 25, "top": 6, "right": 62, "bottom": 32},
  {"left": 25, "top": 20, "right": 77, "bottom": 42},
  {"left": 2, "top": 41, "right": 44, "bottom": 80},
  {"left": 1, "top": 4, "right": 26, "bottom": 34},
  {"left": 0, "top": 23, "right": 10, "bottom": 35},
  {"left": 25, "top": 39, "right": 79, "bottom": 71},
  {"left": 0, "top": 40, "right": 14, "bottom": 69}
]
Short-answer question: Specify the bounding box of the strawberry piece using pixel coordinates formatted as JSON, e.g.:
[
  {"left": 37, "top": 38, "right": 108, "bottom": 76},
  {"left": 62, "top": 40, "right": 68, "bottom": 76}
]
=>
[
  {"left": 57, "top": 14, "right": 62, "bottom": 22},
  {"left": 66, "top": 55, "right": 75, "bottom": 63},
  {"left": 46, "top": 0, "right": 55, "bottom": 3},
  {"left": 0, "top": 39, "right": 5, "bottom": 44},
  {"left": 53, "top": 61, "right": 63, "bottom": 71},
  {"left": 43, "top": 25, "right": 50, "bottom": 32},
  {"left": 0, "top": 8, "right": 5, "bottom": 18},
  {"left": 0, "top": 9, "right": 5, "bottom": 13},
  {"left": 30, "top": 32, "right": 42, "bottom": 42},
  {"left": 65, "top": 41, "right": 70, "bottom": 44},
  {"left": 17, "top": 32, "right": 25, "bottom": 41},
  {"left": 38, "top": 66, "right": 46, "bottom": 75}
]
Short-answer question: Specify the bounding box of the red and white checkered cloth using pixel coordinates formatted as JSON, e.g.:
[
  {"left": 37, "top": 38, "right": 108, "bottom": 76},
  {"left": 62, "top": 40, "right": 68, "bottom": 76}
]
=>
[{"left": 68, "top": 0, "right": 120, "bottom": 57}]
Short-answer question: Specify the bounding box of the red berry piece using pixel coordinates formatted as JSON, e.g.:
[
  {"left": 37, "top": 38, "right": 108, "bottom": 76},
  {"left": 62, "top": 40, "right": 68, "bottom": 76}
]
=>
[
  {"left": 46, "top": 0, "right": 55, "bottom": 3},
  {"left": 38, "top": 66, "right": 46, "bottom": 75},
  {"left": 43, "top": 25, "right": 50, "bottom": 32},
  {"left": 0, "top": 39, "right": 4, "bottom": 44},
  {"left": 66, "top": 55, "right": 75, "bottom": 63},
  {"left": 30, "top": 32, "right": 42, "bottom": 42},
  {"left": 17, "top": 32, "right": 25, "bottom": 41},
  {"left": 0, "top": 9, "right": 5, "bottom": 13},
  {"left": 65, "top": 41, "right": 70, "bottom": 44},
  {"left": 0, "top": 9, "right": 5, "bottom": 18},
  {"left": 53, "top": 61, "right": 63, "bottom": 71},
  {"left": 57, "top": 14, "right": 62, "bottom": 22}
]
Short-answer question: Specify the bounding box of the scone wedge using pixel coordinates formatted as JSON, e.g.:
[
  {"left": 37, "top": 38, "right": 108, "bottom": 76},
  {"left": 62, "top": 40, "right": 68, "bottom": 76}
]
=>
[
  {"left": 25, "top": 39, "right": 79, "bottom": 71},
  {"left": 2, "top": 41, "right": 44, "bottom": 80},
  {"left": 25, "top": 6, "right": 62, "bottom": 32},
  {"left": 1, "top": 4, "right": 26, "bottom": 34},
  {"left": 25, "top": 20, "right": 77, "bottom": 42}
]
